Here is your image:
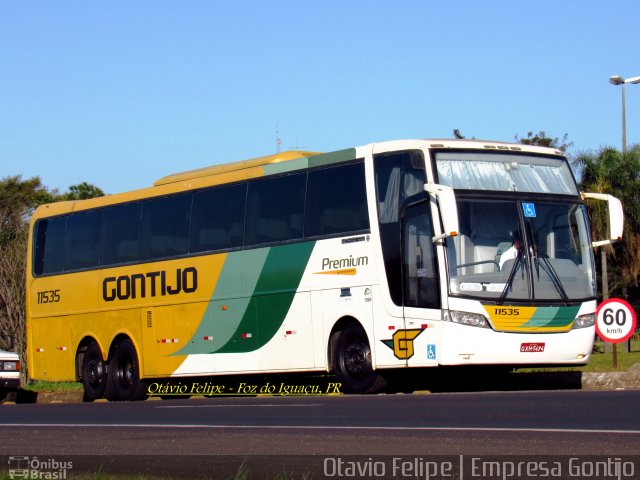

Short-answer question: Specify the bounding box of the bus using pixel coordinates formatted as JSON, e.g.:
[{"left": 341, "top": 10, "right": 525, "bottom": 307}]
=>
[{"left": 26, "top": 139, "right": 623, "bottom": 400}]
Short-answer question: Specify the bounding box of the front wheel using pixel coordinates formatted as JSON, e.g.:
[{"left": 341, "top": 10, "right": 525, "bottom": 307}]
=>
[
  {"left": 332, "top": 324, "right": 387, "bottom": 394},
  {"left": 107, "top": 339, "right": 147, "bottom": 401},
  {"left": 81, "top": 342, "right": 108, "bottom": 401}
]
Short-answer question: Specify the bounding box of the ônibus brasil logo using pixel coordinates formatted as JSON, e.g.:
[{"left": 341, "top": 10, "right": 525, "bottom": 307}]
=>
[{"left": 8, "top": 456, "right": 73, "bottom": 479}]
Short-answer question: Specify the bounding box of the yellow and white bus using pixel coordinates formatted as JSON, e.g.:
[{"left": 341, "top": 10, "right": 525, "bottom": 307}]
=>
[{"left": 26, "top": 139, "right": 623, "bottom": 400}]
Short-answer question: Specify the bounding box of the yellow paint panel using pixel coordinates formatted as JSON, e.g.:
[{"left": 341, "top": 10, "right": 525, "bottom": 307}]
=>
[
  {"left": 29, "top": 316, "right": 74, "bottom": 380},
  {"left": 30, "top": 270, "right": 101, "bottom": 318},
  {"left": 482, "top": 305, "right": 574, "bottom": 332},
  {"left": 155, "top": 150, "right": 319, "bottom": 186},
  {"left": 29, "top": 253, "right": 227, "bottom": 381},
  {"left": 483, "top": 305, "right": 538, "bottom": 331}
]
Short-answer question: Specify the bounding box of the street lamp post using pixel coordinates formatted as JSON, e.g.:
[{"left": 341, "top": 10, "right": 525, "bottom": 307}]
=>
[
  {"left": 607, "top": 74, "right": 640, "bottom": 361},
  {"left": 609, "top": 75, "right": 640, "bottom": 155}
]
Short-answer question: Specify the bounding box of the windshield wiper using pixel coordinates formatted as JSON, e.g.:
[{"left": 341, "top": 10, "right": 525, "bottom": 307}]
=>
[
  {"left": 525, "top": 222, "right": 571, "bottom": 305},
  {"left": 498, "top": 249, "right": 524, "bottom": 306},
  {"left": 538, "top": 253, "right": 571, "bottom": 305}
]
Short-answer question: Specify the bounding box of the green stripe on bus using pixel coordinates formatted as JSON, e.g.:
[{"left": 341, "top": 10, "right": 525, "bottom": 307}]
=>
[
  {"left": 308, "top": 149, "right": 357, "bottom": 168},
  {"left": 262, "top": 149, "right": 357, "bottom": 176},
  {"left": 521, "top": 305, "right": 580, "bottom": 328},
  {"left": 263, "top": 157, "right": 309, "bottom": 175},
  {"left": 177, "top": 242, "right": 315, "bottom": 355},
  {"left": 174, "top": 249, "right": 270, "bottom": 355},
  {"left": 215, "top": 241, "right": 315, "bottom": 354}
]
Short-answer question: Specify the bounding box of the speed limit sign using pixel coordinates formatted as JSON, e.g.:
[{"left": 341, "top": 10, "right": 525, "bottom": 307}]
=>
[{"left": 595, "top": 298, "right": 637, "bottom": 343}]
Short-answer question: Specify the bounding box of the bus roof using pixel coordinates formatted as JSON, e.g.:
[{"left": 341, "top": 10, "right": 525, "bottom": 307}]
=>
[{"left": 154, "top": 150, "right": 320, "bottom": 186}]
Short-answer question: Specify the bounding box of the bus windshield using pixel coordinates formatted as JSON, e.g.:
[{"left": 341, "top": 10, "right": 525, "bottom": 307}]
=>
[
  {"left": 446, "top": 199, "right": 596, "bottom": 302},
  {"left": 436, "top": 151, "right": 578, "bottom": 195}
]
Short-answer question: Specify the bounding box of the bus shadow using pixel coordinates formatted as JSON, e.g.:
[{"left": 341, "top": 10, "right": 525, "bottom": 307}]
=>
[{"left": 392, "top": 367, "right": 583, "bottom": 393}]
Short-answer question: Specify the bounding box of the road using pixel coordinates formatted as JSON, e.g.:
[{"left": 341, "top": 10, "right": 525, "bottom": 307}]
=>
[{"left": 1, "top": 390, "right": 638, "bottom": 478}]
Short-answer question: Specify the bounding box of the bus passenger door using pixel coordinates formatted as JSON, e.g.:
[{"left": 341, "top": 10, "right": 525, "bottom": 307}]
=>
[{"left": 401, "top": 200, "right": 441, "bottom": 367}]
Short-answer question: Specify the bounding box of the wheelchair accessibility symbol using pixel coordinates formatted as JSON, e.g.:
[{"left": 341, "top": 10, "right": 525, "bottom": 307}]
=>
[
  {"left": 523, "top": 203, "right": 537, "bottom": 218},
  {"left": 427, "top": 344, "right": 436, "bottom": 360}
]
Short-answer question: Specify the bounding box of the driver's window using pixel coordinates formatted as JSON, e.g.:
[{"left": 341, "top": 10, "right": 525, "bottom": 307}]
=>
[{"left": 403, "top": 202, "right": 439, "bottom": 308}]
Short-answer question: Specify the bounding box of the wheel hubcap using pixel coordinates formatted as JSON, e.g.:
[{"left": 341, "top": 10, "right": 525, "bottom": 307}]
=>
[
  {"left": 87, "top": 358, "right": 103, "bottom": 386},
  {"left": 343, "top": 342, "right": 368, "bottom": 378}
]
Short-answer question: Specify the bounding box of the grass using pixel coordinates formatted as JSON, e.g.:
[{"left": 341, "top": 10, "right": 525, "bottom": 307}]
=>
[
  {"left": 580, "top": 339, "right": 640, "bottom": 371},
  {"left": 23, "top": 379, "right": 83, "bottom": 392}
]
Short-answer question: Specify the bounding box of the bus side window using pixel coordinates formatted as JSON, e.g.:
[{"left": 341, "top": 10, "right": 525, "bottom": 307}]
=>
[
  {"left": 305, "top": 162, "right": 369, "bottom": 237},
  {"left": 100, "top": 203, "right": 141, "bottom": 266},
  {"left": 374, "top": 150, "right": 426, "bottom": 305},
  {"left": 65, "top": 210, "right": 101, "bottom": 271},
  {"left": 245, "top": 173, "right": 306, "bottom": 246},
  {"left": 190, "top": 184, "right": 246, "bottom": 253},
  {"left": 140, "top": 194, "right": 191, "bottom": 260},
  {"left": 34, "top": 216, "right": 66, "bottom": 275}
]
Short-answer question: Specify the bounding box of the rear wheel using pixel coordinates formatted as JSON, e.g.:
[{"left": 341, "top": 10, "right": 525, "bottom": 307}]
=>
[
  {"left": 332, "top": 323, "right": 387, "bottom": 394},
  {"left": 81, "top": 342, "right": 108, "bottom": 402},
  {"left": 107, "top": 339, "right": 147, "bottom": 401}
]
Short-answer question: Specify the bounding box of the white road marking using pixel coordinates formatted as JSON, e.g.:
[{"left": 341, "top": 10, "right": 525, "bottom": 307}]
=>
[
  {"left": 1, "top": 423, "right": 639, "bottom": 435},
  {"left": 154, "top": 403, "right": 322, "bottom": 408}
]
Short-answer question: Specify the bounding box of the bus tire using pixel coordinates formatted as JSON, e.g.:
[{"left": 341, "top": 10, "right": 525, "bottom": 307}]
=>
[
  {"left": 332, "top": 323, "right": 387, "bottom": 394},
  {"left": 81, "top": 342, "right": 108, "bottom": 401},
  {"left": 107, "top": 339, "right": 148, "bottom": 401}
]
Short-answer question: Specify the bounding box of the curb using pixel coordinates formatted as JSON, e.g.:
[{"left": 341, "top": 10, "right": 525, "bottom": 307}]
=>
[{"left": 582, "top": 363, "right": 640, "bottom": 390}]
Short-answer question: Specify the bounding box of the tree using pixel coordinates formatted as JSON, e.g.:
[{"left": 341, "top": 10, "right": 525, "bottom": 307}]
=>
[
  {"left": 515, "top": 130, "right": 574, "bottom": 153},
  {"left": 0, "top": 176, "right": 104, "bottom": 381},
  {"left": 573, "top": 145, "right": 640, "bottom": 305},
  {"left": 59, "top": 182, "right": 105, "bottom": 201},
  {"left": 0, "top": 177, "right": 52, "bottom": 369}
]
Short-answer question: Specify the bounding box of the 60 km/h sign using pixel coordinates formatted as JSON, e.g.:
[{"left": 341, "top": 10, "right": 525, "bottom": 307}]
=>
[{"left": 595, "top": 298, "right": 637, "bottom": 343}]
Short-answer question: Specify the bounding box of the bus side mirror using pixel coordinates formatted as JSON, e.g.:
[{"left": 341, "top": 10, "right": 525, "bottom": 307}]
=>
[
  {"left": 424, "top": 183, "right": 459, "bottom": 243},
  {"left": 581, "top": 192, "right": 624, "bottom": 247}
]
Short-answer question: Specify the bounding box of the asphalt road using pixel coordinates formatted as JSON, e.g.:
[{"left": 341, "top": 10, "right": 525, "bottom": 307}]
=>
[{"left": 1, "top": 391, "right": 639, "bottom": 478}]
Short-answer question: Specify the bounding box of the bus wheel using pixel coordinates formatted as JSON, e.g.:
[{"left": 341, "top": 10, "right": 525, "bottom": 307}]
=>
[
  {"left": 332, "top": 324, "right": 387, "bottom": 394},
  {"left": 108, "top": 339, "right": 148, "bottom": 401},
  {"left": 81, "top": 342, "right": 108, "bottom": 401}
]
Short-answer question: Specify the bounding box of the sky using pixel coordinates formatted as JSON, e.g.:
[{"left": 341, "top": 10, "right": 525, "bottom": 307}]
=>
[{"left": 1, "top": 1, "right": 640, "bottom": 195}]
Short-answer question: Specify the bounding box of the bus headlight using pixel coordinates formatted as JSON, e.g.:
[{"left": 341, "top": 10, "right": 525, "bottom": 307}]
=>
[
  {"left": 572, "top": 313, "right": 596, "bottom": 329},
  {"left": 444, "top": 310, "right": 490, "bottom": 328}
]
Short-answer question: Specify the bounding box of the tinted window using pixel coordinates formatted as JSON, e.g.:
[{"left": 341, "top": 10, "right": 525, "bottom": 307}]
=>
[
  {"left": 65, "top": 211, "right": 101, "bottom": 270},
  {"left": 374, "top": 150, "right": 426, "bottom": 305},
  {"left": 305, "top": 162, "right": 369, "bottom": 237},
  {"left": 403, "top": 202, "right": 439, "bottom": 308},
  {"left": 245, "top": 173, "right": 306, "bottom": 245},
  {"left": 190, "top": 184, "right": 246, "bottom": 252},
  {"left": 375, "top": 150, "right": 425, "bottom": 225},
  {"left": 34, "top": 216, "right": 66, "bottom": 275},
  {"left": 140, "top": 194, "right": 191, "bottom": 260},
  {"left": 101, "top": 203, "right": 141, "bottom": 265}
]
